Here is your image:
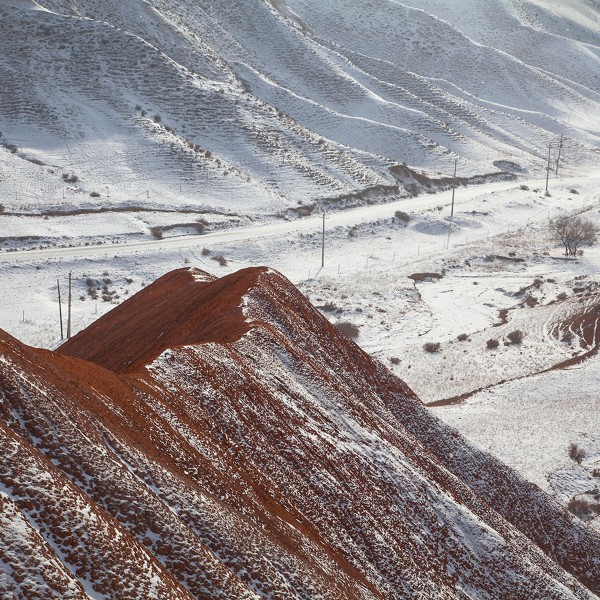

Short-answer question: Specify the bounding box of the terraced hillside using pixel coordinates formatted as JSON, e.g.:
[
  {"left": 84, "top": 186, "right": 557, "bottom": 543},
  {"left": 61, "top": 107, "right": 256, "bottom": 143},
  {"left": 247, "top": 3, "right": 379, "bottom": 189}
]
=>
[
  {"left": 1, "top": 266, "right": 600, "bottom": 597},
  {"left": 0, "top": 0, "right": 598, "bottom": 235}
]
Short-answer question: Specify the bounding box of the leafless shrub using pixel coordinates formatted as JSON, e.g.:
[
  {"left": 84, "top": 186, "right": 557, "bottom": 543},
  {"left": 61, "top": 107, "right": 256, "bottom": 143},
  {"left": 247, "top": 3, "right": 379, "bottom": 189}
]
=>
[
  {"left": 457, "top": 333, "right": 469, "bottom": 341},
  {"left": 567, "top": 497, "right": 600, "bottom": 518},
  {"left": 390, "top": 356, "right": 400, "bottom": 365},
  {"left": 395, "top": 210, "right": 410, "bottom": 223},
  {"left": 125, "top": 277, "right": 134, "bottom": 284},
  {"left": 569, "top": 443, "right": 586, "bottom": 465},
  {"left": 405, "top": 183, "right": 419, "bottom": 197},
  {"left": 519, "top": 184, "right": 529, "bottom": 191},
  {"left": 551, "top": 215, "right": 598, "bottom": 256},
  {"left": 150, "top": 226, "right": 163, "bottom": 239},
  {"left": 507, "top": 330, "right": 524, "bottom": 344},
  {"left": 322, "top": 301, "right": 338, "bottom": 312},
  {"left": 90, "top": 191, "right": 100, "bottom": 198},
  {"left": 533, "top": 278, "right": 543, "bottom": 288},
  {"left": 201, "top": 247, "right": 211, "bottom": 256},
  {"left": 561, "top": 330, "right": 574, "bottom": 343},
  {"left": 524, "top": 295, "right": 538, "bottom": 307},
  {"left": 556, "top": 292, "right": 568, "bottom": 301},
  {"left": 486, "top": 338, "right": 499, "bottom": 349},
  {"left": 569, "top": 188, "right": 579, "bottom": 195},
  {"left": 62, "top": 172, "right": 79, "bottom": 184},
  {"left": 335, "top": 321, "right": 359, "bottom": 338},
  {"left": 211, "top": 254, "right": 227, "bottom": 266},
  {"left": 592, "top": 468, "right": 600, "bottom": 477},
  {"left": 153, "top": 114, "right": 162, "bottom": 123},
  {"left": 423, "top": 342, "right": 441, "bottom": 353}
]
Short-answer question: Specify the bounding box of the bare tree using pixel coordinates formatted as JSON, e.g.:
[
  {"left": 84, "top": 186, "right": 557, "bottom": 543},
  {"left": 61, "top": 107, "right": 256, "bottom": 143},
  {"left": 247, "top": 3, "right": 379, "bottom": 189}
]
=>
[{"left": 551, "top": 215, "right": 598, "bottom": 256}]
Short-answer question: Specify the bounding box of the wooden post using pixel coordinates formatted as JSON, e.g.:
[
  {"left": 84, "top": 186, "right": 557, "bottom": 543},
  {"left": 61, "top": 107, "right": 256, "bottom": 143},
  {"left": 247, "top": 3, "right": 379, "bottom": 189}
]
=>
[
  {"left": 321, "top": 212, "right": 326, "bottom": 268},
  {"left": 67, "top": 271, "right": 72, "bottom": 339},
  {"left": 545, "top": 144, "right": 552, "bottom": 192},
  {"left": 450, "top": 158, "right": 457, "bottom": 218},
  {"left": 57, "top": 279, "right": 64, "bottom": 340},
  {"left": 555, "top": 134, "right": 563, "bottom": 175}
]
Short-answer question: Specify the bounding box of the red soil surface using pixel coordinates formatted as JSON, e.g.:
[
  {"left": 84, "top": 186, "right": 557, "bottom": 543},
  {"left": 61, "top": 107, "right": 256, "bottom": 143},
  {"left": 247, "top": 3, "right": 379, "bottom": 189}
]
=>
[{"left": 1, "top": 267, "right": 600, "bottom": 598}]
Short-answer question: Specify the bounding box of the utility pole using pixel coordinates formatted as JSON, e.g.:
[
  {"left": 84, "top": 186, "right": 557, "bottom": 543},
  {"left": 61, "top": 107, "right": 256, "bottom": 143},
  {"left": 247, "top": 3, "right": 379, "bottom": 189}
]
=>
[
  {"left": 555, "top": 133, "right": 563, "bottom": 175},
  {"left": 545, "top": 143, "right": 552, "bottom": 193},
  {"left": 57, "top": 279, "right": 64, "bottom": 340},
  {"left": 321, "top": 211, "right": 326, "bottom": 268},
  {"left": 67, "top": 271, "right": 72, "bottom": 339},
  {"left": 450, "top": 158, "right": 457, "bottom": 218}
]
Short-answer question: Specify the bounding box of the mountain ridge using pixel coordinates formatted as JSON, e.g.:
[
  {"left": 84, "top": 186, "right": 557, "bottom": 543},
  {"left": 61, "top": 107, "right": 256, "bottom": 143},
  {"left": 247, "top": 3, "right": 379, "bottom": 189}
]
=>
[{"left": 2, "top": 266, "right": 600, "bottom": 597}]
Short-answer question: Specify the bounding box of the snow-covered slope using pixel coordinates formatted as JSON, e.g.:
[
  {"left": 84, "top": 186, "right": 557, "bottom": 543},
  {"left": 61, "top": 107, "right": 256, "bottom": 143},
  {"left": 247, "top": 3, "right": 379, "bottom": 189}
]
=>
[
  {"left": 2, "top": 266, "right": 600, "bottom": 597},
  {"left": 0, "top": 0, "right": 598, "bottom": 236}
]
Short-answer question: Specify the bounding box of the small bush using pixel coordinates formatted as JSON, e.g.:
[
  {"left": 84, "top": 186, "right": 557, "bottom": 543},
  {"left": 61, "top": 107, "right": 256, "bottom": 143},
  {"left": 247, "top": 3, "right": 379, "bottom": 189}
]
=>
[
  {"left": 519, "top": 184, "right": 529, "bottom": 191},
  {"left": 62, "top": 172, "right": 79, "bottom": 184},
  {"left": 457, "top": 333, "right": 469, "bottom": 341},
  {"left": 201, "top": 247, "right": 211, "bottom": 256},
  {"left": 592, "top": 468, "right": 600, "bottom": 478},
  {"left": 150, "top": 226, "right": 163, "bottom": 239},
  {"left": 569, "top": 188, "right": 579, "bottom": 195},
  {"left": 486, "top": 338, "right": 499, "bottom": 350},
  {"left": 556, "top": 292, "right": 568, "bottom": 301},
  {"left": 125, "top": 277, "right": 134, "bottom": 284},
  {"left": 569, "top": 443, "right": 586, "bottom": 465},
  {"left": 335, "top": 321, "right": 359, "bottom": 338},
  {"left": 0, "top": 204, "right": 4, "bottom": 214},
  {"left": 423, "top": 342, "right": 441, "bottom": 353},
  {"left": 211, "top": 254, "right": 227, "bottom": 266},
  {"left": 533, "top": 278, "right": 543, "bottom": 288},
  {"left": 90, "top": 191, "right": 100, "bottom": 198},
  {"left": 390, "top": 357, "right": 400, "bottom": 365},
  {"left": 561, "top": 330, "right": 574, "bottom": 343},
  {"left": 567, "top": 497, "right": 600, "bottom": 518},
  {"left": 507, "top": 330, "right": 524, "bottom": 344},
  {"left": 524, "top": 295, "right": 538, "bottom": 307},
  {"left": 153, "top": 114, "right": 162, "bottom": 123},
  {"left": 322, "top": 301, "right": 338, "bottom": 312},
  {"left": 405, "top": 183, "right": 419, "bottom": 197},
  {"left": 395, "top": 210, "right": 410, "bottom": 223}
]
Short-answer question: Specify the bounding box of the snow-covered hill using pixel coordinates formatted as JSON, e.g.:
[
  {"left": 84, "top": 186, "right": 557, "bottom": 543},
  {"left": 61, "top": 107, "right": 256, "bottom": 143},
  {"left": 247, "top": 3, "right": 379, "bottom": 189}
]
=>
[
  {"left": 0, "top": 0, "right": 598, "bottom": 244},
  {"left": 2, "top": 266, "right": 600, "bottom": 597}
]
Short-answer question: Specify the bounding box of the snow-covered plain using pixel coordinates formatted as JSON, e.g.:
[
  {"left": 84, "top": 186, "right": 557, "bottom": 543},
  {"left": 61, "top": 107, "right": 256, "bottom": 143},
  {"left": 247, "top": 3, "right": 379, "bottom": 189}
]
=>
[{"left": 1, "top": 0, "right": 600, "bottom": 527}]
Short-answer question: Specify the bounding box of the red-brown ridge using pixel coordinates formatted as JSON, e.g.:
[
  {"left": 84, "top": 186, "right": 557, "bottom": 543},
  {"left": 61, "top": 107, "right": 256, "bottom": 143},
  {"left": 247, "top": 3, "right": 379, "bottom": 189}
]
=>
[{"left": 1, "top": 266, "right": 599, "bottom": 598}]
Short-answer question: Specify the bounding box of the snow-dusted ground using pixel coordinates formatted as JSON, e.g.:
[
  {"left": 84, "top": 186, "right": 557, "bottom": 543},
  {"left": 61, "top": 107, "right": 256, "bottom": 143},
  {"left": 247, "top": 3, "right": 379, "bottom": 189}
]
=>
[
  {"left": 2, "top": 172, "right": 600, "bottom": 527},
  {"left": 1, "top": 0, "right": 600, "bottom": 530}
]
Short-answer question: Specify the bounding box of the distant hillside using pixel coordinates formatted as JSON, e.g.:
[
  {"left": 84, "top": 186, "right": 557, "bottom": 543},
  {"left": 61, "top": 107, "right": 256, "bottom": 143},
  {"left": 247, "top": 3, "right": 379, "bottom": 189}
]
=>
[
  {"left": 1, "top": 266, "right": 599, "bottom": 597},
  {"left": 0, "top": 0, "right": 598, "bottom": 224}
]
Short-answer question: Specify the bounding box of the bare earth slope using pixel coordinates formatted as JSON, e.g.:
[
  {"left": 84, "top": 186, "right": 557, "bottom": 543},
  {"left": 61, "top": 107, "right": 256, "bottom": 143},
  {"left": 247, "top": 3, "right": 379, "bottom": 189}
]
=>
[{"left": 1, "top": 266, "right": 599, "bottom": 597}]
